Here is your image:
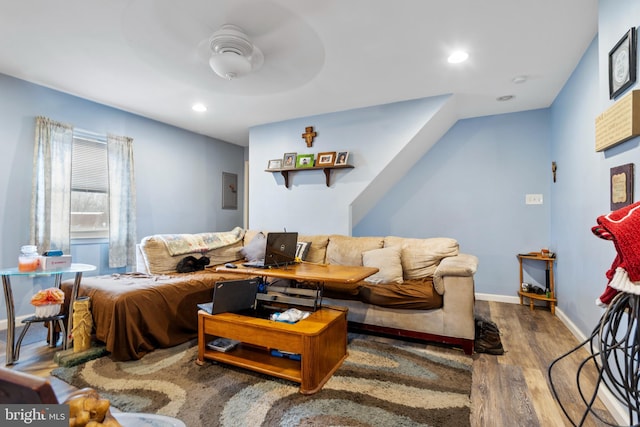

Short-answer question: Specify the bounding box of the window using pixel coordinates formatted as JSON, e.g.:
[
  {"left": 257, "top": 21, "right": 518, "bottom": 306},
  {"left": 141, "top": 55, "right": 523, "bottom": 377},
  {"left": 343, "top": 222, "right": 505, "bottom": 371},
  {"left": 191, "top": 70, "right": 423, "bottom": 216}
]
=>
[{"left": 70, "top": 132, "right": 109, "bottom": 239}]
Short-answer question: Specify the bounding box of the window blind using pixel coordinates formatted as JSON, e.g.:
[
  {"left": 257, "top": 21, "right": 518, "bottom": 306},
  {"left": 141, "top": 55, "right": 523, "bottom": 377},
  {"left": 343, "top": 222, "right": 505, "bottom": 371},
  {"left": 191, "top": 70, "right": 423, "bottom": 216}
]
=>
[{"left": 72, "top": 137, "right": 108, "bottom": 193}]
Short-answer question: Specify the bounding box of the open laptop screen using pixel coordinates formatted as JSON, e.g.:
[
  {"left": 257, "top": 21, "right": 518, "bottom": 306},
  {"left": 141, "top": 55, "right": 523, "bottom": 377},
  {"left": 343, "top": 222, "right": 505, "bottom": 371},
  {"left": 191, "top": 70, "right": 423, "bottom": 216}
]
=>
[
  {"left": 264, "top": 232, "right": 298, "bottom": 267},
  {"left": 197, "top": 278, "right": 259, "bottom": 315}
]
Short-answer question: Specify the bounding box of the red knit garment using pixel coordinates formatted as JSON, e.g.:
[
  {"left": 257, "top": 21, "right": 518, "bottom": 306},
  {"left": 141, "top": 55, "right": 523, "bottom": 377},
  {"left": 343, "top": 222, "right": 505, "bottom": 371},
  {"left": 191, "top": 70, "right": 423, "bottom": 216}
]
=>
[
  {"left": 592, "top": 201, "right": 640, "bottom": 305},
  {"left": 596, "top": 201, "right": 640, "bottom": 282}
]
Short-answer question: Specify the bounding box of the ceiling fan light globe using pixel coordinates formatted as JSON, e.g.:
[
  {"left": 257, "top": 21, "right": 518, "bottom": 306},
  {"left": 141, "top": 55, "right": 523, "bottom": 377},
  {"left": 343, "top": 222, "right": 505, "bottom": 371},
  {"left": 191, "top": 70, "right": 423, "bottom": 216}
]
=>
[
  {"left": 209, "top": 52, "right": 252, "bottom": 80},
  {"left": 208, "top": 24, "right": 264, "bottom": 80}
]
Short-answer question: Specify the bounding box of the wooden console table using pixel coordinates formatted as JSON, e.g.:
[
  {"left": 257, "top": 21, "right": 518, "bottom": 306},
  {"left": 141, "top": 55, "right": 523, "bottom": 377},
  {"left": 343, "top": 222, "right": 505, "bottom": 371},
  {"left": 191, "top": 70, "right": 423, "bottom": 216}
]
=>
[{"left": 197, "top": 307, "right": 348, "bottom": 394}]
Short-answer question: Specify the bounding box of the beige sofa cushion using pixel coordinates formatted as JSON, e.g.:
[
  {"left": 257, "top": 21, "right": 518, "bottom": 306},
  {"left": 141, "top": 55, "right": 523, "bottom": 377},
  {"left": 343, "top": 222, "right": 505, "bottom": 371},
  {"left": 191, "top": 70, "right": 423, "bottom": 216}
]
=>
[
  {"left": 384, "top": 236, "right": 459, "bottom": 279},
  {"left": 298, "top": 234, "right": 329, "bottom": 264},
  {"left": 325, "top": 235, "right": 384, "bottom": 266},
  {"left": 362, "top": 246, "right": 403, "bottom": 284},
  {"left": 243, "top": 229, "right": 261, "bottom": 245}
]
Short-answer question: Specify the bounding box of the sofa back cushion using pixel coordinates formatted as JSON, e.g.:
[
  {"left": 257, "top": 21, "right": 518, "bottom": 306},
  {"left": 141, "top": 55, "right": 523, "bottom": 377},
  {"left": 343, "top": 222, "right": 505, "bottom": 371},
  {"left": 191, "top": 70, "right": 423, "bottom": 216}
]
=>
[
  {"left": 384, "top": 236, "right": 459, "bottom": 279},
  {"left": 325, "top": 235, "right": 384, "bottom": 266},
  {"left": 298, "top": 234, "right": 329, "bottom": 264},
  {"left": 241, "top": 232, "right": 266, "bottom": 262},
  {"left": 362, "top": 246, "right": 404, "bottom": 284}
]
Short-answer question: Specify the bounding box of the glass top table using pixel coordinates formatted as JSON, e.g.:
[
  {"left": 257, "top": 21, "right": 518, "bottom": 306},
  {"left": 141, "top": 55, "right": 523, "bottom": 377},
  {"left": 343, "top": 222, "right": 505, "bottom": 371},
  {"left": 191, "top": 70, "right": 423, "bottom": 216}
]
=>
[{"left": 1, "top": 263, "right": 96, "bottom": 365}]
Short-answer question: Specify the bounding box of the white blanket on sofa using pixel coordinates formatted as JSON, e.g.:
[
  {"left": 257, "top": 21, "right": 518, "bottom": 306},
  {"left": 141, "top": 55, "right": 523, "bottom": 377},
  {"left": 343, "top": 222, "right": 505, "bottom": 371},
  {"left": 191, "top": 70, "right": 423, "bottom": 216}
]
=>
[{"left": 157, "top": 227, "right": 245, "bottom": 256}]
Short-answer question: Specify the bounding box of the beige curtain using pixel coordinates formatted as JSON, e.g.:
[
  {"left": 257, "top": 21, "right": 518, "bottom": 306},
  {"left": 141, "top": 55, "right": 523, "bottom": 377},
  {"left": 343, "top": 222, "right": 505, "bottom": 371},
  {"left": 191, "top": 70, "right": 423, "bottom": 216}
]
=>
[
  {"left": 30, "top": 116, "right": 73, "bottom": 254},
  {"left": 107, "top": 134, "right": 137, "bottom": 268}
]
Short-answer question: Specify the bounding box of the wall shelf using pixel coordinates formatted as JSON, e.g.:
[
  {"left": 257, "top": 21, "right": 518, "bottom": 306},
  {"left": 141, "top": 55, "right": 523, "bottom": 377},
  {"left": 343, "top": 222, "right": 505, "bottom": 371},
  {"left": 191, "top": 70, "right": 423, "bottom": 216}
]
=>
[{"left": 265, "top": 164, "right": 354, "bottom": 188}]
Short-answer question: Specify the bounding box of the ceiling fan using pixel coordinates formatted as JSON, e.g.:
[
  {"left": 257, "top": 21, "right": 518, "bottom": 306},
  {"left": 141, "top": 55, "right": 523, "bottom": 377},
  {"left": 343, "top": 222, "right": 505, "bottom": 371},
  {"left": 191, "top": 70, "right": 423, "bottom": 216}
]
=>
[{"left": 121, "top": 0, "right": 324, "bottom": 94}]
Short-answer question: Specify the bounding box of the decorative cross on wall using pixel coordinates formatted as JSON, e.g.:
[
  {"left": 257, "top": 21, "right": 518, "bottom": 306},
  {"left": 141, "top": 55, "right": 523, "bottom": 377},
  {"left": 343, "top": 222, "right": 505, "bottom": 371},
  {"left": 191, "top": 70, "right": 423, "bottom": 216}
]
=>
[{"left": 302, "top": 126, "right": 317, "bottom": 147}]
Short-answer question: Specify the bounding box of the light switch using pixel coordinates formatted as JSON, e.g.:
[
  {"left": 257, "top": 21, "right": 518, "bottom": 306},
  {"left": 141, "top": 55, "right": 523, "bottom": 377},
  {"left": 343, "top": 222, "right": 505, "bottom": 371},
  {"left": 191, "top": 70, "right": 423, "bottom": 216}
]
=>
[{"left": 526, "top": 194, "right": 543, "bottom": 205}]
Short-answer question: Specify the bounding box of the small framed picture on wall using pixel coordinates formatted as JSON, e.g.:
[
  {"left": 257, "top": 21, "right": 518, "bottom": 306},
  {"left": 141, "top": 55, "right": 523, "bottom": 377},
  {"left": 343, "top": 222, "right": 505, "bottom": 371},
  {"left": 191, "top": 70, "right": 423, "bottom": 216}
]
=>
[
  {"left": 335, "top": 151, "right": 349, "bottom": 165},
  {"left": 267, "top": 159, "right": 282, "bottom": 170},
  {"left": 610, "top": 163, "right": 634, "bottom": 211},
  {"left": 296, "top": 153, "right": 314, "bottom": 168},
  {"left": 222, "top": 172, "right": 237, "bottom": 210},
  {"left": 317, "top": 151, "right": 336, "bottom": 166},
  {"left": 283, "top": 153, "right": 297, "bottom": 169},
  {"left": 609, "top": 27, "right": 637, "bottom": 99}
]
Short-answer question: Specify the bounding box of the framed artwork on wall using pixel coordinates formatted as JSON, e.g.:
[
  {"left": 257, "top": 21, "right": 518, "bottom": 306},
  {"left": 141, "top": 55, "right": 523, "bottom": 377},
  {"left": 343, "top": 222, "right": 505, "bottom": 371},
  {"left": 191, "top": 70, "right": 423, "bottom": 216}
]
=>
[
  {"left": 317, "top": 151, "right": 336, "bottom": 166},
  {"left": 267, "top": 159, "right": 282, "bottom": 170},
  {"left": 609, "top": 27, "right": 637, "bottom": 99},
  {"left": 282, "top": 152, "right": 297, "bottom": 169},
  {"left": 296, "top": 153, "right": 314, "bottom": 168},
  {"left": 610, "top": 163, "right": 634, "bottom": 211},
  {"left": 335, "top": 151, "right": 349, "bottom": 165},
  {"left": 222, "top": 172, "right": 237, "bottom": 210}
]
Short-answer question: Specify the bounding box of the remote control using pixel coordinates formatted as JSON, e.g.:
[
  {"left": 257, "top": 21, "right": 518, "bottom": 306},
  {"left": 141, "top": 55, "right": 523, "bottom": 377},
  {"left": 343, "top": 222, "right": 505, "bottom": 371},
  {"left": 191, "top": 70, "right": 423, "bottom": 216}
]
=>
[{"left": 224, "top": 263, "right": 238, "bottom": 269}]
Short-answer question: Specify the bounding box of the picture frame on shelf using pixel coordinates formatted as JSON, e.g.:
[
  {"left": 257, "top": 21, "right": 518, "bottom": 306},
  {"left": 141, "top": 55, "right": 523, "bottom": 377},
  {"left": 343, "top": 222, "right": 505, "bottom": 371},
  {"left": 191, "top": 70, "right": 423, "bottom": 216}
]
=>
[
  {"left": 282, "top": 152, "right": 297, "bottom": 169},
  {"left": 609, "top": 27, "right": 637, "bottom": 99},
  {"left": 335, "top": 151, "right": 349, "bottom": 166},
  {"left": 296, "top": 153, "right": 315, "bottom": 168},
  {"left": 610, "top": 163, "right": 634, "bottom": 211},
  {"left": 267, "top": 159, "right": 282, "bottom": 170},
  {"left": 317, "top": 151, "right": 336, "bottom": 166}
]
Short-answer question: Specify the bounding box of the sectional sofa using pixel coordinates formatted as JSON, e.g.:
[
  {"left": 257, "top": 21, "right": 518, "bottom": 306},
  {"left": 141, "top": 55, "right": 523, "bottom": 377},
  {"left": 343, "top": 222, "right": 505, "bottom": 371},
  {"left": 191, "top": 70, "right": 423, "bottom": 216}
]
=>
[{"left": 63, "top": 228, "right": 478, "bottom": 360}]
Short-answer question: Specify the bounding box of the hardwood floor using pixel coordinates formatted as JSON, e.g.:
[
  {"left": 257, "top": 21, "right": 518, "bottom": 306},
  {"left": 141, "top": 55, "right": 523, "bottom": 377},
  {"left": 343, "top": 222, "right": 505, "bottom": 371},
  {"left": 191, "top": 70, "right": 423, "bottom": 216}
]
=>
[
  {"left": 472, "top": 301, "right": 616, "bottom": 427},
  {"left": 0, "top": 301, "right": 619, "bottom": 426}
]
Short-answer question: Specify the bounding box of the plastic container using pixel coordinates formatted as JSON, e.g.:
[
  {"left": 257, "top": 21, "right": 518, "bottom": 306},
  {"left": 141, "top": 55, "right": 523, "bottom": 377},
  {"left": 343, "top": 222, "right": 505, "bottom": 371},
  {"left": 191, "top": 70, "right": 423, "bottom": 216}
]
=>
[
  {"left": 18, "top": 245, "right": 40, "bottom": 272},
  {"left": 34, "top": 303, "right": 62, "bottom": 318}
]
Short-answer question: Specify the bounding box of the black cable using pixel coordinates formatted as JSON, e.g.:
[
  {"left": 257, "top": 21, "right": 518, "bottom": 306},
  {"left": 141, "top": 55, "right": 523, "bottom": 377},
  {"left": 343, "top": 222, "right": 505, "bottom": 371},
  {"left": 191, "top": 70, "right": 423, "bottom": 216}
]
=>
[{"left": 548, "top": 292, "right": 640, "bottom": 426}]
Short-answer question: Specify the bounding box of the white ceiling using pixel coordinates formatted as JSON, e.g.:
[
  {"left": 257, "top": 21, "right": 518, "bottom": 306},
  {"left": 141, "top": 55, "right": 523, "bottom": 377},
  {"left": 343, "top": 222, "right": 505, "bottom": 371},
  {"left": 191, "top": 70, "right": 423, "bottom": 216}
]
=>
[{"left": 0, "top": 0, "right": 598, "bottom": 146}]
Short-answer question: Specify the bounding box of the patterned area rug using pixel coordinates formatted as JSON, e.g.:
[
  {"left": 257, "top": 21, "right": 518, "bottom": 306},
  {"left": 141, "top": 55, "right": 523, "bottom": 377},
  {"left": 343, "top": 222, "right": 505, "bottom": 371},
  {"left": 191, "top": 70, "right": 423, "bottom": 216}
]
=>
[{"left": 52, "top": 335, "right": 472, "bottom": 426}]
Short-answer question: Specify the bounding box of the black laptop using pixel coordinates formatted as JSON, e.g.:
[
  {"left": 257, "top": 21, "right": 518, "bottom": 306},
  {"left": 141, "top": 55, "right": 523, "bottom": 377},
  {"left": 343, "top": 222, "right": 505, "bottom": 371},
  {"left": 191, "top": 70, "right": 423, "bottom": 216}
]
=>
[
  {"left": 197, "top": 278, "right": 259, "bottom": 315},
  {"left": 243, "top": 232, "right": 298, "bottom": 268}
]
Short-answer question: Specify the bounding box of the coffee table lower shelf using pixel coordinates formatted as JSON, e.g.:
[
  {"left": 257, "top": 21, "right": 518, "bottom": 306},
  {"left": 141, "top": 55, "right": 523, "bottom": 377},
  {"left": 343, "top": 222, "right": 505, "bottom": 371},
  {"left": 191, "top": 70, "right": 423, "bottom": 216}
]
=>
[
  {"left": 201, "top": 344, "right": 303, "bottom": 383},
  {"left": 196, "top": 308, "right": 348, "bottom": 394}
]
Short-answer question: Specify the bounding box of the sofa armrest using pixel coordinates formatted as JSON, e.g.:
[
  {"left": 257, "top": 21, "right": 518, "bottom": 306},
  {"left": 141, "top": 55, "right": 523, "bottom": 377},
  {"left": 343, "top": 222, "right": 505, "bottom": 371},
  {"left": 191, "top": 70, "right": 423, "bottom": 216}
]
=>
[
  {"left": 433, "top": 253, "right": 478, "bottom": 295},
  {"left": 436, "top": 253, "right": 478, "bottom": 341}
]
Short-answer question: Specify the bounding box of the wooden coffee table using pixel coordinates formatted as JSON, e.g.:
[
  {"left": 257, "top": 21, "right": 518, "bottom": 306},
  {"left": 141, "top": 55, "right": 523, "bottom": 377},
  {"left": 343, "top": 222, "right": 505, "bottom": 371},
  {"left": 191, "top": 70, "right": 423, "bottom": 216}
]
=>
[
  {"left": 196, "top": 307, "right": 347, "bottom": 394},
  {"left": 216, "top": 262, "right": 378, "bottom": 284}
]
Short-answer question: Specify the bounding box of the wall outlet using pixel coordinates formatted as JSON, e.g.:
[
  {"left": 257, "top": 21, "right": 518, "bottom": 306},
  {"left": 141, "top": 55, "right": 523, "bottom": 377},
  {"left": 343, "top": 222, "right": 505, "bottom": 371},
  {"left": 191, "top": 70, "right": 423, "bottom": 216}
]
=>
[{"left": 525, "top": 194, "right": 543, "bottom": 205}]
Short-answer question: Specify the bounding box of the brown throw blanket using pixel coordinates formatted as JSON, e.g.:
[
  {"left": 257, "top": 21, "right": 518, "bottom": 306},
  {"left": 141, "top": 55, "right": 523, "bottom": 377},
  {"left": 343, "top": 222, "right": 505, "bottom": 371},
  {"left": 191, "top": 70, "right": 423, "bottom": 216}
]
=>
[{"left": 62, "top": 270, "right": 250, "bottom": 361}]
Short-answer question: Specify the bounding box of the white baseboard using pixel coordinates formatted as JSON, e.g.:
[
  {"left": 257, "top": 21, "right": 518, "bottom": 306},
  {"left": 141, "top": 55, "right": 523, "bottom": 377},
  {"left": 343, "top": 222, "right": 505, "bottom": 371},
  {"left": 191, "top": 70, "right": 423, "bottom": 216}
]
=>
[
  {"left": 475, "top": 293, "right": 519, "bottom": 304},
  {"left": 0, "top": 313, "right": 33, "bottom": 330},
  {"left": 477, "top": 293, "right": 629, "bottom": 425}
]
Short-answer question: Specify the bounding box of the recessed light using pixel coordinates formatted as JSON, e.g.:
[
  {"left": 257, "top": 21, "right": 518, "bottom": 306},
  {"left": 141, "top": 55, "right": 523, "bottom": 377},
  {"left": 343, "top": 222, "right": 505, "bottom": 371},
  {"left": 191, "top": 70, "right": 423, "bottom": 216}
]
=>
[
  {"left": 447, "top": 51, "right": 469, "bottom": 64},
  {"left": 512, "top": 75, "right": 527, "bottom": 84},
  {"left": 192, "top": 103, "right": 207, "bottom": 112},
  {"left": 496, "top": 95, "right": 514, "bottom": 101}
]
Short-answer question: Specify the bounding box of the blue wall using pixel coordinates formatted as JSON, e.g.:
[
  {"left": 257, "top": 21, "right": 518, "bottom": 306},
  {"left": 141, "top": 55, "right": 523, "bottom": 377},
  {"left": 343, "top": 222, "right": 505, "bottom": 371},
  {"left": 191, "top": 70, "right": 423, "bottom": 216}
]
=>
[
  {"left": 248, "top": 96, "right": 454, "bottom": 235},
  {"left": 355, "top": 109, "right": 552, "bottom": 298},
  {"left": 548, "top": 0, "right": 640, "bottom": 335},
  {"left": 0, "top": 73, "right": 245, "bottom": 319},
  {"left": 549, "top": 38, "right": 610, "bottom": 334}
]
